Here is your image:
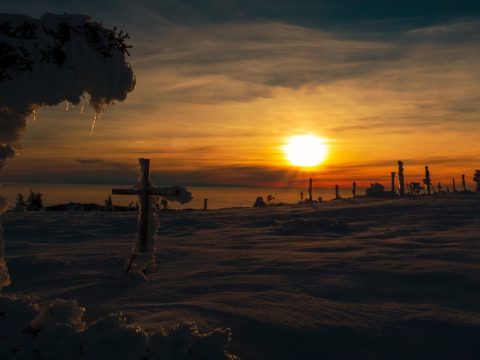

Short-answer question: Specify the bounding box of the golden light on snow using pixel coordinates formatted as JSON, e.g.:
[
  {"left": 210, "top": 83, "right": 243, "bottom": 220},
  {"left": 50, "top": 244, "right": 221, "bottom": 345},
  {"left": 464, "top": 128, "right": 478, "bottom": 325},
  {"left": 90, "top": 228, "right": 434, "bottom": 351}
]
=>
[{"left": 283, "top": 134, "right": 328, "bottom": 167}]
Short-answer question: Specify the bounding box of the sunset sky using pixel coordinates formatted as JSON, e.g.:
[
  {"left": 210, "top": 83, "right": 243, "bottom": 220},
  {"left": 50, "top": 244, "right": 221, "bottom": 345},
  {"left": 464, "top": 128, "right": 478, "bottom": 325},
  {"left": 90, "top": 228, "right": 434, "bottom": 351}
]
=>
[{"left": 2, "top": 1, "right": 480, "bottom": 188}]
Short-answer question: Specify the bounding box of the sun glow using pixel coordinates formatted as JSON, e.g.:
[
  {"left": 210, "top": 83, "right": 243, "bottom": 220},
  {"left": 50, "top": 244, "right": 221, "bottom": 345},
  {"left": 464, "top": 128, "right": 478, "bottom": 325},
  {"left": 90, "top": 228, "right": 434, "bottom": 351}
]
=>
[{"left": 283, "top": 135, "right": 328, "bottom": 167}]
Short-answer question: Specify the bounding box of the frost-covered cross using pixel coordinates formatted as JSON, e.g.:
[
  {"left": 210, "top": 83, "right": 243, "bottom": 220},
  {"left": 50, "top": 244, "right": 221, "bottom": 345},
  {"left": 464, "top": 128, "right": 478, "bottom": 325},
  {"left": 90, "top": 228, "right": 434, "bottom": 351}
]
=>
[{"left": 112, "top": 158, "right": 192, "bottom": 272}]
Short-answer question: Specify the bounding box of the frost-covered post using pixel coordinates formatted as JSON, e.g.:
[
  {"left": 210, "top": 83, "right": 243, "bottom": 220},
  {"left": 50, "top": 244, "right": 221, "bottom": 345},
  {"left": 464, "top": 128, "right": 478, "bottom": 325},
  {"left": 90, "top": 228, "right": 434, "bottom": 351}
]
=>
[
  {"left": 112, "top": 158, "right": 192, "bottom": 273},
  {"left": 398, "top": 161, "right": 405, "bottom": 196},
  {"left": 308, "top": 178, "right": 313, "bottom": 202},
  {"left": 474, "top": 170, "right": 480, "bottom": 192},
  {"left": 423, "top": 166, "right": 431, "bottom": 196},
  {"left": 391, "top": 172, "right": 396, "bottom": 193}
]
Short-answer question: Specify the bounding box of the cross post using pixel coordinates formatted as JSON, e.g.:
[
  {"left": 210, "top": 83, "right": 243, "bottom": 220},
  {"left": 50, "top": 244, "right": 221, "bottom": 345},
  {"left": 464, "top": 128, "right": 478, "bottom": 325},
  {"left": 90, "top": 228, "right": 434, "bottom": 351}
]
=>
[{"left": 112, "top": 158, "right": 182, "bottom": 272}]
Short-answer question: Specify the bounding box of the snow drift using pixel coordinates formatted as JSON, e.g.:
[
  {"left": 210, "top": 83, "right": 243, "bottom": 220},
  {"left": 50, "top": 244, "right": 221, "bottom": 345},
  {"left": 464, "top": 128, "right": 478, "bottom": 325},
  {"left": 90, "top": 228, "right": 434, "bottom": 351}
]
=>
[
  {"left": 2, "top": 195, "right": 480, "bottom": 359},
  {"left": 0, "top": 295, "right": 239, "bottom": 359},
  {"left": 0, "top": 13, "right": 136, "bottom": 167}
]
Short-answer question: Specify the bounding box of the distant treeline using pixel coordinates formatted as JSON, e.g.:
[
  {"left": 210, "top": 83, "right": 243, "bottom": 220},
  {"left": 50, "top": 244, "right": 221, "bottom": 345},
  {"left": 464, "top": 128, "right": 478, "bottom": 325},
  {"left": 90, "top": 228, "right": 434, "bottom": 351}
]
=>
[
  {"left": 13, "top": 192, "right": 137, "bottom": 212},
  {"left": 14, "top": 190, "right": 44, "bottom": 211},
  {"left": 45, "top": 203, "right": 136, "bottom": 212}
]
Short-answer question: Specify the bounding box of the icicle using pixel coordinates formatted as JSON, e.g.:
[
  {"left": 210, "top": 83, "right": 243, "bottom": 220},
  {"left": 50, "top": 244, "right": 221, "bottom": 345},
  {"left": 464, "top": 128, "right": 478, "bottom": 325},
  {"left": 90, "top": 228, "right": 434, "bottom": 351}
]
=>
[
  {"left": 80, "top": 94, "right": 85, "bottom": 115},
  {"left": 90, "top": 113, "right": 97, "bottom": 135},
  {"left": 90, "top": 110, "right": 103, "bottom": 135}
]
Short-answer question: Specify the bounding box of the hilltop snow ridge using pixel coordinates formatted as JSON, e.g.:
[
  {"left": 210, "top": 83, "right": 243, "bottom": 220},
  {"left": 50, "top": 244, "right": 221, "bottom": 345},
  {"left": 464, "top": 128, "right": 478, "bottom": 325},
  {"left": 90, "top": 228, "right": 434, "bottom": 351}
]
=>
[{"left": 2, "top": 195, "right": 480, "bottom": 359}]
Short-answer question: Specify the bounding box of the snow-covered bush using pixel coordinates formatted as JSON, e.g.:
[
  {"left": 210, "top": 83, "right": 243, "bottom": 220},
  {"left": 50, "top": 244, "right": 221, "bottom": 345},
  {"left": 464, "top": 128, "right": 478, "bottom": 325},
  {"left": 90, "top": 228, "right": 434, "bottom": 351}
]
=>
[
  {"left": 0, "top": 295, "right": 240, "bottom": 359},
  {"left": 0, "top": 13, "right": 136, "bottom": 166}
]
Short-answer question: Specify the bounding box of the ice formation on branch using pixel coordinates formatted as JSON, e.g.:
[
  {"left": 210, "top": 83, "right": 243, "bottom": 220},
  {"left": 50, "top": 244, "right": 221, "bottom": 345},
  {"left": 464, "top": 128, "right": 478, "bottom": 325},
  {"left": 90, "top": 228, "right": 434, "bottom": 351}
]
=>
[
  {"left": 0, "top": 13, "right": 136, "bottom": 167},
  {"left": 0, "top": 295, "right": 240, "bottom": 359},
  {"left": 157, "top": 186, "right": 194, "bottom": 204}
]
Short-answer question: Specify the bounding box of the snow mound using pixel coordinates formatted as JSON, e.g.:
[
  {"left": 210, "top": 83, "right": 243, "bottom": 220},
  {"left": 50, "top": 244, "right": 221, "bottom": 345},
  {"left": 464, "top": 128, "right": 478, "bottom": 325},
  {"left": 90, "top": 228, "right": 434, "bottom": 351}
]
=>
[
  {"left": 157, "top": 186, "right": 193, "bottom": 204},
  {"left": 0, "top": 295, "right": 240, "bottom": 359}
]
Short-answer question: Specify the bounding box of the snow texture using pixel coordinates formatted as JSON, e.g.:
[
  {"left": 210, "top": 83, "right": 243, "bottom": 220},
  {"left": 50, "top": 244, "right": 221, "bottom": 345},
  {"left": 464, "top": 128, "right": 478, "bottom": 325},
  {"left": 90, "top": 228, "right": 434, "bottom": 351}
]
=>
[
  {"left": 0, "top": 13, "right": 135, "bottom": 166},
  {"left": 2, "top": 195, "right": 480, "bottom": 359},
  {"left": 0, "top": 295, "right": 238, "bottom": 359},
  {"left": 0, "top": 197, "right": 10, "bottom": 289}
]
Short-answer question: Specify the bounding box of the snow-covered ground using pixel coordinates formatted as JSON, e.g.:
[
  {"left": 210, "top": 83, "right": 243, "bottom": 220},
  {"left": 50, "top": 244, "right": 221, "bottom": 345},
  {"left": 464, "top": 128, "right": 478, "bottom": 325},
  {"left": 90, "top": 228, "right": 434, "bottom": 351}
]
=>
[{"left": 2, "top": 194, "right": 480, "bottom": 359}]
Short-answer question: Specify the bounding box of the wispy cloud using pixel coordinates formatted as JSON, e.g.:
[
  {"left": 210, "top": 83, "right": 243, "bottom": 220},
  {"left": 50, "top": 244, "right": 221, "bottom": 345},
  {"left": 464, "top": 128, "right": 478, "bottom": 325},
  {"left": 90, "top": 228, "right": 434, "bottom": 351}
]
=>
[{"left": 1, "top": 2, "right": 479, "bottom": 185}]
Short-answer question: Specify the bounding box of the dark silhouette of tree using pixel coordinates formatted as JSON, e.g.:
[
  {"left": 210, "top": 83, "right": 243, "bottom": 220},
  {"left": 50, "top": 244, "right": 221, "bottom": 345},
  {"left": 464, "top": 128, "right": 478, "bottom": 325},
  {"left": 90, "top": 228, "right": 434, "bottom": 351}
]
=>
[
  {"left": 26, "top": 189, "right": 43, "bottom": 211},
  {"left": 266, "top": 194, "right": 275, "bottom": 206},
  {"left": 160, "top": 199, "right": 169, "bottom": 210},
  {"left": 15, "top": 193, "right": 26, "bottom": 208},
  {"left": 104, "top": 195, "right": 113, "bottom": 211},
  {"left": 409, "top": 182, "right": 423, "bottom": 196}
]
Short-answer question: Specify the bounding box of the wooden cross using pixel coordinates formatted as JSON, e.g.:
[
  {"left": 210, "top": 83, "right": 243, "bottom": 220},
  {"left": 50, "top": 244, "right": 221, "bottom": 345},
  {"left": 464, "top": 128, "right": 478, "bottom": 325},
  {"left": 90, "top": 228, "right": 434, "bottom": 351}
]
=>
[{"left": 112, "top": 158, "right": 180, "bottom": 257}]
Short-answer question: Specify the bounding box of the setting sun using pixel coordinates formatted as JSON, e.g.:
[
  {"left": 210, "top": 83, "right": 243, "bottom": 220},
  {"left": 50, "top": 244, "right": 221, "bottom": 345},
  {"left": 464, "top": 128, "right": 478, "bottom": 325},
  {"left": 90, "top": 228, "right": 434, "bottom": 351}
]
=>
[{"left": 283, "top": 134, "right": 328, "bottom": 167}]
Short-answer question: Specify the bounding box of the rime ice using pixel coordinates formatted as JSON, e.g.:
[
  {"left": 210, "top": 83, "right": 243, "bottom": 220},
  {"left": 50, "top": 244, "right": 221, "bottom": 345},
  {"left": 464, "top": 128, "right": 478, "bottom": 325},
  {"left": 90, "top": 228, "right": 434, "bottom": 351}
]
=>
[
  {"left": 112, "top": 158, "right": 193, "bottom": 274},
  {"left": 0, "top": 13, "right": 136, "bottom": 166}
]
